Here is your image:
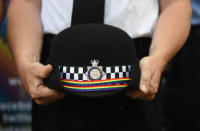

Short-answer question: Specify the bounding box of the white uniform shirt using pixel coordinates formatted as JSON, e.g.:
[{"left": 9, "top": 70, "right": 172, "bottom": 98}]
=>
[{"left": 41, "top": 0, "right": 159, "bottom": 38}]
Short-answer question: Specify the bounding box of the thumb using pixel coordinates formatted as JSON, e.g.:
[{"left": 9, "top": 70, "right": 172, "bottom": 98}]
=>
[
  {"left": 34, "top": 64, "right": 53, "bottom": 79},
  {"left": 139, "top": 59, "right": 152, "bottom": 94}
]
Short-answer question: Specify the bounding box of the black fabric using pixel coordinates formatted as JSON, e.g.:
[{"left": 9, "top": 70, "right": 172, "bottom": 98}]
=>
[
  {"left": 71, "top": 0, "right": 105, "bottom": 25},
  {"left": 48, "top": 24, "right": 137, "bottom": 66},
  {"left": 163, "top": 26, "right": 200, "bottom": 131},
  {"left": 45, "top": 24, "right": 140, "bottom": 97},
  {"left": 32, "top": 34, "right": 162, "bottom": 131}
]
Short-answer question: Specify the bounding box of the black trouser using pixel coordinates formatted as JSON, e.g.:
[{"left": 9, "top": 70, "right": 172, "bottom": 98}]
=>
[
  {"left": 163, "top": 26, "right": 200, "bottom": 131},
  {"left": 32, "top": 35, "right": 162, "bottom": 131}
]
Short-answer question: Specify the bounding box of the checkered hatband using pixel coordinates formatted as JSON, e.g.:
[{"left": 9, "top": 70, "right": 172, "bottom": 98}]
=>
[
  {"left": 59, "top": 65, "right": 131, "bottom": 81},
  {"left": 58, "top": 65, "right": 132, "bottom": 92}
]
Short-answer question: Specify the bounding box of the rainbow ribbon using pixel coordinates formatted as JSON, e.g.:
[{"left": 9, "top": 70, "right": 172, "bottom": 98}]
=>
[{"left": 60, "top": 77, "right": 131, "bottom": 92}]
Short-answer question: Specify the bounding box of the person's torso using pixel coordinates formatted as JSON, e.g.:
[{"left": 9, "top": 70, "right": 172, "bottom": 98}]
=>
[{"left": 41, "top": 0, "right": 159, "bottom": 38}]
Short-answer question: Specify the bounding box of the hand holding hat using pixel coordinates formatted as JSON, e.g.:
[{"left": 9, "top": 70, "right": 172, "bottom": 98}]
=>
[
  {"left": 19, "top": 61, "right": 65, "bottom": 105},
  {"left": 127, "top": 54, "right": 165, "bottom": 100}
]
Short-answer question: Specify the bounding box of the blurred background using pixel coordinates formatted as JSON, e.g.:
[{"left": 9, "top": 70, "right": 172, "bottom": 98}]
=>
[
  {"left": 0, "top": 0, "right": 199, "bottom": 131},
  {"left": 0, "top": 0, "right": 31, "bottom": 131}
]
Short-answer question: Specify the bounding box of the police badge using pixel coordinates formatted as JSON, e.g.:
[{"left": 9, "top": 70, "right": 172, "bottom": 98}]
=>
[{"left": 85, "top": 60, "right": 105, "bottom": 80}]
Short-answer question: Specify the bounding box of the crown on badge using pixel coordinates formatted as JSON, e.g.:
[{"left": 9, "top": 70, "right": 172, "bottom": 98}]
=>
[{"left": 91, "top": 60, "right": 99, "bottom": 66}]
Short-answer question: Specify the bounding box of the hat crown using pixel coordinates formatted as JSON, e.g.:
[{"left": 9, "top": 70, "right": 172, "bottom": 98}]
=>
[{"left": 50, "top": 24, "right": 137, "bottom": 66}]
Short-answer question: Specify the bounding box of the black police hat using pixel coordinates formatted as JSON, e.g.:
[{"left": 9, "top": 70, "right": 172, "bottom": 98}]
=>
[{"left": 45, "top": 24, "right": 140, "bottom": 98}]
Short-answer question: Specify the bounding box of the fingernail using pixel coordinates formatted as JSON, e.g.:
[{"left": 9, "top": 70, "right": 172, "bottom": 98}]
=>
[{"left": 141, "top": 85, "right": 148, "bottom": 93}]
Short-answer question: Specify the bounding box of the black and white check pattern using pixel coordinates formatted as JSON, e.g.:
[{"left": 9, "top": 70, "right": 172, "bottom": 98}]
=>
[{"left": 58, "top": 65, "right": 131, "bottom": 81}]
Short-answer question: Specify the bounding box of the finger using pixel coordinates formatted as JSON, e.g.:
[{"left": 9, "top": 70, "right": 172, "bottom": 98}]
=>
[
  {"left": 38, "top": 64, "right": 53, "bottom": 78},
  {"left": 129, "top": 70, "right": 152, "bottom": 99},
  {"left": 34, "top": 98, "right": 50, "bottom": 105},
  {"left": 139, "top": 69, "right": 152, "bottom": 94},
  {"left": 36, "top": 84, "right": 61, "bottom": 98},
  {"left": 149, "top": 70, "right": 161, "bottom": 94},
  {"left": 34, "top": 93, "right": 65, "bottom": 105},
  {"left": 32, "top": 63, "right": 53, "bottom": 79},
  {"left": 29, "top": 83, "right": 59, "bottom": 99},
  {"left": 140, "top": 94, "right": 156, "bottom": 100},
  {"left": 130, "top": 90, "right": 146, "bottom": 99}
]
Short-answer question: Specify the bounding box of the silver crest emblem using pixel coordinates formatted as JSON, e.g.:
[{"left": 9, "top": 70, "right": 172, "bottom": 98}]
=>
[{"left": 85, "top": 60, "right": 105, "bottom": 80}]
